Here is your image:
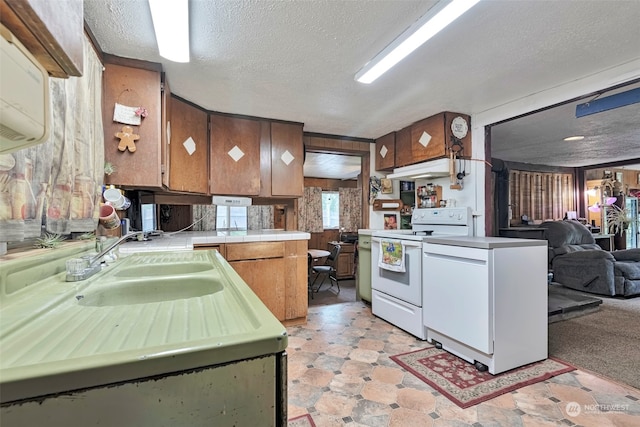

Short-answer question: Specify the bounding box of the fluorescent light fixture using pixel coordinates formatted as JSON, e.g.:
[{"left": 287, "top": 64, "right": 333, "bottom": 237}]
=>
[
  {"left": 148, "top": 0, "right": 190, "bottom": 63},
  {"left": 355, "top": 0, "right": 481, "bottom": 84},
  {"left": 563, "top": 136, "right": 585, "bottom": 141}
]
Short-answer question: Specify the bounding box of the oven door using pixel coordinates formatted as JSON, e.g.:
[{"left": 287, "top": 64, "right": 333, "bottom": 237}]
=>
[{"left": 371, "top": 237, "right": 422, "bottom": 306}]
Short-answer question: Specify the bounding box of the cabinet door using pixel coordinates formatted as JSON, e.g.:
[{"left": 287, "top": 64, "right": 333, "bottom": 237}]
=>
[
  {"left": 270, "top": 122, "right": 303, "bottom": 197},
  {"left": 103, "top": 63, "right": 163, "bottom": 189},
  {"left": 230, "top": 258, "right": 286, "bottom": 321},
  {"left": 410, "top": 114, "right": 447, "bottom": 163},
  {"left": 284, "top": 240, "right": 308, "bottom": 321},
  {"left": 395, "top": 112, "right": 472, "bottom": 167},
  {"left": 375, "top": 132, "right": 396, "bottom": 171},
  {"left": 393, "top": 126, "right": 412, "bottom": 167},
  {"left": 167, "top": 97, "right": 209, "bottom": 194},
  {"left": 1, "top": 0, "right": 83, "bottom": 77},
  {"left": 209, "top": 114, "right": 262, "bottom": 196}
]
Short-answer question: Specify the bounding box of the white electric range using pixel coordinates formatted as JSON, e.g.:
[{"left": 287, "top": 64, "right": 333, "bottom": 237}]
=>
[{"left": 371, "top": 207, "right": 473, "bottom": 339}]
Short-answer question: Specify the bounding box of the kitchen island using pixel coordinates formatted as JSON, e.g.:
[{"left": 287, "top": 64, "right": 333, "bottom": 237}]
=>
[
  {"left": 119, "top": 230, "right": 310, "bottom": 325},
  {"left": 0, "top": 247, "right": 288, "bottom": 426}
]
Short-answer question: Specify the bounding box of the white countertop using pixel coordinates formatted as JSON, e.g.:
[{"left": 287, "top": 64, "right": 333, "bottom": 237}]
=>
[
  {"left": 119, "top": 230, "right": 311, "bottom": 254},
  {"left": 357, "top": 229, "right": 381, "bottom": 236}
]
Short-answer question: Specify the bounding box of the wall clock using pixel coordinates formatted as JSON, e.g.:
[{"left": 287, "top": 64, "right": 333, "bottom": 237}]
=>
[{"left": 451, "top": 116, "right": 469, "bottom": 139}]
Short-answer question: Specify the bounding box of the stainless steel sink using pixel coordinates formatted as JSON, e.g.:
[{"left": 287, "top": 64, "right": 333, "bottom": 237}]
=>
[
  {"left": 113, "top": 263, "right": 213, "bottom": 277},
  {"left": 77, "top": 275, "right": 223, "bottom": 307}
]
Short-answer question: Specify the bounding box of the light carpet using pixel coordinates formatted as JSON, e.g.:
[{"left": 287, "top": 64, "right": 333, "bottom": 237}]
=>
[
  {"left": 391, "top": 347, "right": 575, "bottom": 409},
  {"left": 548, "top": 289, "right": 640, "bottom": 390}
]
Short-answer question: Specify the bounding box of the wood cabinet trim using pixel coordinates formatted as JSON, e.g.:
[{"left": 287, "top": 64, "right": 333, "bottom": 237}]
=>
[
  {"left": 1, "top": 0, "right": 83, "bottom": 77},
  {"left": 225, "top": 241, "right": 286, "bottom": 261}
]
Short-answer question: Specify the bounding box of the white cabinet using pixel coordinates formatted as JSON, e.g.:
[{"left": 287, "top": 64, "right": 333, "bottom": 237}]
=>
[{"left": 423, "top": 237, "right": 548, "bottom": 374}]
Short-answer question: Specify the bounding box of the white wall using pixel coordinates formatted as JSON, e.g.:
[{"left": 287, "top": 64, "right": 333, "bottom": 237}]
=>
[{"left": 369, "top": 58, "right": 640, "bottom": 235}]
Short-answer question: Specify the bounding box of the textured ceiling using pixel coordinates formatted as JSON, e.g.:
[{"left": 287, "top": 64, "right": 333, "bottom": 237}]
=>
[
  {"left": 492, "top": 81, "right": 640, "bottom": 168},
  {"left": 83, "top": 0, "right": 640, "bottom": 171}
]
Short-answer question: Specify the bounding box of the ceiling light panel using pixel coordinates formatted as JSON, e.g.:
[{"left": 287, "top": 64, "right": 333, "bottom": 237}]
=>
[
  {"left": 355, "top": 0, "right": 481, "bottom": 84},
  {"left": 148, "top": 0, "right": 190, "bottom": 63}
]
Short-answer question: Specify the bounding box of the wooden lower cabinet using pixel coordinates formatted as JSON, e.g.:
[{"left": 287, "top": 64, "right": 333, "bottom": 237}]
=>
[
  {"left": 225, "top": 240, "right": 308, "bottom": 324},
  {"left": 229, "top": 258, "right": 286, "bottom": 321},
  {"left": 328, "top": 242, "right": 355, "bottom": 280}
]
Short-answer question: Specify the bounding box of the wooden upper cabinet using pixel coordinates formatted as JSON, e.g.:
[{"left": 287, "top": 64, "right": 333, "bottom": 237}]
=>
[
  {"left": 394, "top": 126, "right": 413, "bottom": 168},
  {"left": 103, "top": 62, "right": 164, "bottom": 189},
  {"left": 395, "top": 112, "right": 471, "bottom": 168},
  {"left": 270, "top": 122, "right": 304, "bottom": 197},
  {"left": 375, "top": 131, "right": 396, "bottom": 171},
  {"left": 0, "top": 0, "right": 83, "bottom": 77},
  {"left": 209, "top": 114, "right": 264, "bottom": 196},
  {"left": 167, "top": 96, "right": 209, "bottom": 194}
]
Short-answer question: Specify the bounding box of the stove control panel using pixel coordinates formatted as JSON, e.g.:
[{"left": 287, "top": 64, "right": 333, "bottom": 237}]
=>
[{"left": 411, "top": 207, "right": 471, "bottom": 225}]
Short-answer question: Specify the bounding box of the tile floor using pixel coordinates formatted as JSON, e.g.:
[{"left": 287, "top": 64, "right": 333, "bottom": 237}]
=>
[{"left": 287, "top": 300, "right": 640, "bottom": 427}]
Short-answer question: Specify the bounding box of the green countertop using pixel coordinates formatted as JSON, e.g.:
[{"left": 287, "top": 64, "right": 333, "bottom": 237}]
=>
[{"left": 0, "top": 247, "right": 287, "bottom": 404}]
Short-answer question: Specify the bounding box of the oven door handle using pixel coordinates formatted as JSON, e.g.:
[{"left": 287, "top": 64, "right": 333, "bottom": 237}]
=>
[{"left": 372, "top": 237, "right": 422, "bottom": 248}]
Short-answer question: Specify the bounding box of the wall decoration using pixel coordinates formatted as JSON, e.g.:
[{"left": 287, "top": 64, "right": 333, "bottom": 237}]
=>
[
  {"left": 384, "top": 213, "right": 398, "bottom": 230},
  {"left": 116, "top": 126, "right": 140, "bottom": 153},
  {"left": 369, "top": 176, "right": 381, "bottom": 205},
  {"left": 381, "top": 178, "right": 393, "bottom": 194}
]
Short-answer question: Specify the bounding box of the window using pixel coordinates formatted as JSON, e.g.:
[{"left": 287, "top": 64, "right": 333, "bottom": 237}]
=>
[
  {"left": 216, "top": 206, "right": 247, "bottom": 230},
  {"left": 322, "top": 191, "right": 339, "bottom": 229}
]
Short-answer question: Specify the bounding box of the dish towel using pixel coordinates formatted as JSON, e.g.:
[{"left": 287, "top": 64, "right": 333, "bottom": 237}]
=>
[{"left": 378, "top": 239, "right": 406, "bottom": 272}]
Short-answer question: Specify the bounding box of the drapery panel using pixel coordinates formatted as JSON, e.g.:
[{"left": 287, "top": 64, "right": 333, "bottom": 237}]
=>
[
  {"left": 339, "top": 187, "right": 361, "bottom": 232},
  {"left": 509, "top": 170, "right": 575, "bottom": 223},
  {"left": 298, "top": 186, "right": 323, "bottom": 232},
  {"left": 0, "top": 35, "right": 103, "bottom": 243}
]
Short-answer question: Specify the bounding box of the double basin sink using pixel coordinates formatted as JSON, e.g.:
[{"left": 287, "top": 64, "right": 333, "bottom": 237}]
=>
[
  {"left": 76, "top": 252, "right": 223, "bottom": 307},
  {"left": 1, "top": 245, "right": 288, "bottom": 404}
]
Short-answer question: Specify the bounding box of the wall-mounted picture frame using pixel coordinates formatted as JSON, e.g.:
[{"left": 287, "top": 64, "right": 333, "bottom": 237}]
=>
[
  {"left": 384, "top": 213, "right": 398, "bottom": 230},
  {"left": 637, "top": 172, "right": 640, "bottom": 185},
  {"left": 381, "top": 178, "right": 393, "bottom": 194},
  {"left": 616, "top": 171, "right": 623, "bottom": 183}
]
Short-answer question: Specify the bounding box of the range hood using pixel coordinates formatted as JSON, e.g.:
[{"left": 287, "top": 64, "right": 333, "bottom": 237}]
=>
[{"left": 386, "top": 158, "right": 451, "bottom": 180}]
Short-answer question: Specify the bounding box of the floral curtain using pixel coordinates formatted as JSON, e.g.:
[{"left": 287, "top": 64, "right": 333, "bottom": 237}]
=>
[
  {"left": 298, "top": 186, "right": 323, "bottom": 232},
  {"left": 339, "top": 187, "right": 361, "bottom": 232},
  {"left": 46, "top": 38, "right": 104, "bottom": 234},
  {"left": 0, "top": 34, "right": 103, "bottom": 244}
]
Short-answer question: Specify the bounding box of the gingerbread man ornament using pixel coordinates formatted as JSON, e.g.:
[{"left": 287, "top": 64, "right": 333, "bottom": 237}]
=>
[{"left": 115, "top": 125, "right": 140, "bottom": 153}]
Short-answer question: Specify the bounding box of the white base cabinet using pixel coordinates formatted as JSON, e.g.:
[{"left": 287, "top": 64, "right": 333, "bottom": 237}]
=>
[{"left": 423, "top": 237, "right": 548, "bottom": 374}]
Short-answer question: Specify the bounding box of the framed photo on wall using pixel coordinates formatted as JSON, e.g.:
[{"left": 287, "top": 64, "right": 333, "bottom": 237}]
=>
[{"left": 384, "top": 213, "right": 398, "bottom": 229}]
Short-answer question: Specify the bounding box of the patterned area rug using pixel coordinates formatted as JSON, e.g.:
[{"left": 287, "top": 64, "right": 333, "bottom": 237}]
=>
[
  {"left": 391, "top": 347, "right": 575, "bottom": 409},
  {"left": 288, "top": 414, "right": 315, "bottom": 427}
]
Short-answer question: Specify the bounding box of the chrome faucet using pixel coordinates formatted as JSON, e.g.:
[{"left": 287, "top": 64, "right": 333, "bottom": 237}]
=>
[{"left": 66, "top": 231, "right": 143, "bottom": 281}]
